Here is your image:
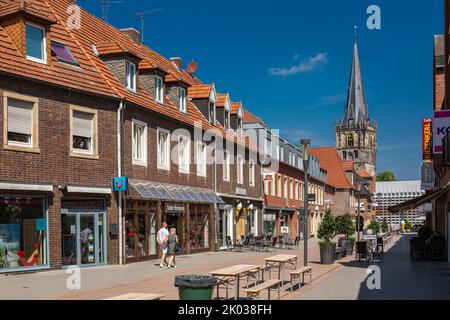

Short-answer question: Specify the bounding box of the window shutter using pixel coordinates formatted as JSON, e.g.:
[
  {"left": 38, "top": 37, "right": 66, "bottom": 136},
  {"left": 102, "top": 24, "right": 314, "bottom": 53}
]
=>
[
  {"left": 73, "top": 111, "right": 93, "bottom": 138},
  {"left": 8, "top": 99, "right": 33, "bottom": 135}
]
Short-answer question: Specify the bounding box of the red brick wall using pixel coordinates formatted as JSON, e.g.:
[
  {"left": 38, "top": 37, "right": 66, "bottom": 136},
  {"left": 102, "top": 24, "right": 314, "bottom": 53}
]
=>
[{"left": 0, "top": 77, "right": 119, "bottom": 269}]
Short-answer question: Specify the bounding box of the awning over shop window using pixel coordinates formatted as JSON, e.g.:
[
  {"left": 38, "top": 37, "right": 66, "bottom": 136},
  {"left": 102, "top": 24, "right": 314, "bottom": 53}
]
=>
[
  {"left": 388, "top": 182, "right": 450, "bottom": 213},
  {"left": 0, "top": 181, "right": 53, "bottom": 192},
  {"left": 65, "top": 185, "right": 111, "bottom": 195},
  {"left": 129, "top": 180, "right": 224, "bottom": 204}
]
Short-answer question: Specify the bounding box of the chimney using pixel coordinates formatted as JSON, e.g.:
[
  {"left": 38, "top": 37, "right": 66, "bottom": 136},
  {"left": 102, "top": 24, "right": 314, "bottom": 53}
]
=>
[
  {"left": 170, "top": 57, "right": 182, "bottom": 70},
  {"left": 120, "top": 28, "right": 141, "bottom": 44}
]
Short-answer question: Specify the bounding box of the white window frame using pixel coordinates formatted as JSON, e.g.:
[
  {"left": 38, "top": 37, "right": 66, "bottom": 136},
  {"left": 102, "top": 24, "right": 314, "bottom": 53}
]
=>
[
  {"left": 179, "top": 87, "right": 187, "bottom": 113},
  {"left": 25, "top": 22, "right": 47, "bottom": 64},
  {"left": 3, "top": 92, "right": 40, "bottom": 153},
  {"left": 277, "top": 175, "right": 282, "bottom": 197},
  {"left": 178, "top": 135, "right": 190, "bottom": 174},
  {"left": 284, "top": 177, "right": 288, "bottom": 199},
  {"left": 249, "top": 160, "right": 256, "bottom": 187},
  {"left": 70, "top": 105, "right": 98, "bottom": 159},
  {"left": 157, "top": 128, "right": 170, "bottom": 171},
  {"left": 223, "top": 151, "right": 231, "bottom": 182},
  {"left": 132, "top": 119, "right": 147, "bottom": 166},
  {"left": 209, "top": 101, "right": 216, "bottom": 124},
  {"left": 196, "top": 141, "right": 207, "bottom": 177},
  {"left": 155, "top": 75, "right": 164, "bottom": 103},
  {"left": 237, "top": 156, "right": 244, "bottom": 185},
  {"left": 126, "top": 61, "right": 137, "bottom": 92}
]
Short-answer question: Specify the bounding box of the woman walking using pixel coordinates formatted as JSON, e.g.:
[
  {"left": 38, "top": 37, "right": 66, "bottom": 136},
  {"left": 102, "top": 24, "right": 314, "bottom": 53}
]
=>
[{"left": 167, "top": 228, "right": 179, "bottom": 269}]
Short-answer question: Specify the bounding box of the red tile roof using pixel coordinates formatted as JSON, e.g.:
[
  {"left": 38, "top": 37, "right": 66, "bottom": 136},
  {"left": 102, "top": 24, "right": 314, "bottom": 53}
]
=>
[
  {"left": 231, "top": 102, "right": 242, "bottom": 115},
  {"left": 243, "top": 109, "right": 267, "bottom": 127},
  {"left": 216, "top": 93, "right": 229, "bottom": 108},
  {"left": 188, "top": 84, "right": 213, "bottom": 100},
  {"left": 357, "top": 170, "right": 370, "bottom": 178},
  {"left": 342, "top": 160, "right": 354, "bottom": 171},
  {"left": 0, "top": 0, "right": 56, "bottom": 23},
  {"left": 310, "top": 147, "right": 353, "bottom": 189},
  {"left": 0, "top": 0, "right": 257, "bottom": 151}
]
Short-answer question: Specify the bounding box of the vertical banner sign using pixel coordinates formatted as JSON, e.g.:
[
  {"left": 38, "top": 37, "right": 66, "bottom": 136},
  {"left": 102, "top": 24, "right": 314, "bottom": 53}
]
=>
[
  {"left": 422, "top": 118, "right": 433, "bottom": 160},
  {"left": 433, "top": 111, "right": 450, "bottom": 154}
]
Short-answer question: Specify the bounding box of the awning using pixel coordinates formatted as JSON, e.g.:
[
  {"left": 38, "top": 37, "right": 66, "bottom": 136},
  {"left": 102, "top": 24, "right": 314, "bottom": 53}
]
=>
[
  {"left": 0, "top": 181, "right": 53, "bottom": 192},
  {"left": 129, "top": 180, "right": 224, "bottom": 204},
  {"left": 389, "top": 182, "right": 450, "bottom": 213},
  {"left": 65, "top": 185, "right": 112, "bottom": 195}
]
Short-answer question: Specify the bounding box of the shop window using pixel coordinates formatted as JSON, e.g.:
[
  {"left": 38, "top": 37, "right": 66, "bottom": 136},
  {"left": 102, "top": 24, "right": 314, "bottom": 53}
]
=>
[
  {"left": 155, "top": 76, "right": 164, "bottom": 103},
  {"left": 237, "top": 156, "right": 244, "bottom": 185},
  {"left": 126, "top": 61, "right": 137, "bottom": 92},
  {"left": 4, "top": 93, "right": 39, "bottom": 152},
  {"left": 157, "top": 128, "right": 170, "bottom": 170},
  {"left": 70, "top": 106, "right": 98, "bottom": 158},
  {"left": 132, "top": 119, "right": 147, "bottom": 166},
  {"left": 249, "top": 160, "right": 255, "bottom": 186},
  {"left": 178, "top": 135, "right": 190, "bottom": 174},
  {"left": 196, "top": 142, "right": 207, "bottom": 177},
  {"left": 223, "top": 151, "right": 231, "bottom": 181},
  {"left": 263, "top": 213, "right": 276, "bottom": 237},
  {"left": 26, "top": 22, "right": 46, "bottom": 64},
  {"left": 0, "top": 197, "right": 48, "bottom": 271}
]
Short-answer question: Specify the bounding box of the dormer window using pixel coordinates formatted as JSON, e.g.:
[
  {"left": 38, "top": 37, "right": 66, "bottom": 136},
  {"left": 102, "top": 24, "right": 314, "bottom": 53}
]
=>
[
  {"left": 51, "top": 41, "right": 78, "bottom": 66},
  {"left": 155, "top": 76, "right": 164, "bottom": 103},
  {"left": 126, "top": 61, "right": 137, "bottom": 92},
  {"left": 209, "top": 101, "right": 216, "bottom": 124},
  {"left": 237, "top": 117, "right": 243, "bottom": 137},
  {"left": 179, "top": 87, "right": 187, "bottom": 113},
  {"left": 26, "top": 22, "right": 46, "bottom": 64},
  {"left": 224, "top": 110, "right": 230, "bottom": 130}
]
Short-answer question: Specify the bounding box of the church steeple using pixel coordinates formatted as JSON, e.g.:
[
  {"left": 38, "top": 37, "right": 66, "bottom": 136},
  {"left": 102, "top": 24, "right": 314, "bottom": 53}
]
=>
[
  {"left": 335, "top": 28, "right": 377, "bottom": 178},
  {"left": 342, "top": 26, "right": 369, "bottom": 126}
]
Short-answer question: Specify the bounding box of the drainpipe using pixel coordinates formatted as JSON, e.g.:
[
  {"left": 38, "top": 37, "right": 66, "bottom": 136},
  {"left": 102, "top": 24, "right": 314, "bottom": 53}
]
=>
[{"left": 117, "top": 100, "right": 127, "bottom": 265}]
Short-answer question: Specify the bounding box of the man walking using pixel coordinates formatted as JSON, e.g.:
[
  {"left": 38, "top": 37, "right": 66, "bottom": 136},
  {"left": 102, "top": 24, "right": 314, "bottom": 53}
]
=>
[{"left": 157, "top": 222, "right": 169, "bottom": 268}]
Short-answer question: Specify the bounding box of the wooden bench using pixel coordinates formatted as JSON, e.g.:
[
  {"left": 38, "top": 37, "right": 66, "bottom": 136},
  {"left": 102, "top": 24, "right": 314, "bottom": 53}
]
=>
[
  {"left": 103, "top": 293, "right": 165, "bottom": 300},
  {"left": 245, "top": 279, "right": 281, "bottom": 300},
  {"left": 245, "top": 265, "right": 267, "bottom": 288},
  {"left": 290, "top": 266, "right": 312, "bottom": 291}
]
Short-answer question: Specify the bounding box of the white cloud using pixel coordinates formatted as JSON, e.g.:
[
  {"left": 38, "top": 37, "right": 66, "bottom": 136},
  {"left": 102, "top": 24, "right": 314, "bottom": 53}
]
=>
[
  {"left": 269, "top": 52, "right": 328, "bottom": 77},
  {"left": 305, "top": 94, "right": 346, "bottom": 110}
]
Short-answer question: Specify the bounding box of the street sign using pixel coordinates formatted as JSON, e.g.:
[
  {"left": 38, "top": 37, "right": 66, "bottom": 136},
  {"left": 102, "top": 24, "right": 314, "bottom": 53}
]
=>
[
  {"left": 113, "top": 177, "right": 129, "bottom": 191},
  {"left": 363, "top": 229, "right": 377, "bottom": 240}
]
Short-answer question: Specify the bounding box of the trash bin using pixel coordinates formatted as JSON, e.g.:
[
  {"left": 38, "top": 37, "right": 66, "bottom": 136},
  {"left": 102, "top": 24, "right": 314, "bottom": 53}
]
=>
[{"left": 174, "top": 275, "right": 217, "bottom": 300}]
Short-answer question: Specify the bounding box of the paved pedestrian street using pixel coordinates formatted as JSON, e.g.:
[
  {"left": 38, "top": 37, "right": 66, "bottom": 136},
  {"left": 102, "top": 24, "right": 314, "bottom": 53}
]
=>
[
  {"left": 2, "top": 234, "right": 447, "bottom": 300},
  {"left": 297, "top": 234, "right": 450, "bottom": 300}
]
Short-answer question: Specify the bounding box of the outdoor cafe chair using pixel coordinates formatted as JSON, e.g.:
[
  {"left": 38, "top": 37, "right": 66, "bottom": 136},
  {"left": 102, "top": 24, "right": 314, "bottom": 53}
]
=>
[{"left": 356, "top": 241, "right": 372, "bottom": 262}]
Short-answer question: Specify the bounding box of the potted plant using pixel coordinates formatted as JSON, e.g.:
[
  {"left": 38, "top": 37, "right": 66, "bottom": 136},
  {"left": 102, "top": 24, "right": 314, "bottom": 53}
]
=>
[
  {"left": 336, "top": 213, "right": 356, "bottom": 256},
  {"left": 317, "top": 210, "right": 337, "bottom": 265}
]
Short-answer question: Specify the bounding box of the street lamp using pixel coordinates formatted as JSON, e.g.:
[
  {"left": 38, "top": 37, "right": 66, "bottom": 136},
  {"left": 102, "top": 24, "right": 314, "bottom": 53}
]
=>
[{"left": 301, "top": 139, "right": 310, "bottom": 267}]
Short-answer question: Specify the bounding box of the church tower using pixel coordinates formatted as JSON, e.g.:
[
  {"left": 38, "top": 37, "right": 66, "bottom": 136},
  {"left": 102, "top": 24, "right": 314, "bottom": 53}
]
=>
[{"left": 335, "top": 28, "right": 377, "bottom": 177}]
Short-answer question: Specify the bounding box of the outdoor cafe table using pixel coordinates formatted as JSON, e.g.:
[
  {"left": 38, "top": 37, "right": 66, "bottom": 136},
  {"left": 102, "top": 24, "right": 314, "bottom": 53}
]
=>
[
  {"left": 210, "top": 264, "right": 259, "bottom": 300},
  {"left": 265, "top": 254, "right": 298, "bottom": 283}
]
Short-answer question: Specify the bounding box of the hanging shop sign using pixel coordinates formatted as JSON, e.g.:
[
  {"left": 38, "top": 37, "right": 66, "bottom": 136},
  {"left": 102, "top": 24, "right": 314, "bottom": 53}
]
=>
[
  {"left": 421, "top": 162, "right": 434, "bottom": 191},
  {"left": 263, "top": 170, "right": 275, "bottom": 182},
  {"left": 433, "top": 111, "right": 450, "bottom": 154},
  {"left": 422, "top": 118, "right": 433, "bottom": 161},
  {"left": 165, "top": 203, "right": 185, "bottom": 214},
  {"left": 113, "top": 177, "right": 129, "bottom": 191}
]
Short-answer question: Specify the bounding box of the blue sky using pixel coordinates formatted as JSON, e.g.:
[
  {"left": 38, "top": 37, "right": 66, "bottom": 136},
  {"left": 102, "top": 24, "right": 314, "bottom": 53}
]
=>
[{"left": 79, "top": 0, "right": 442, "bottom": 180}]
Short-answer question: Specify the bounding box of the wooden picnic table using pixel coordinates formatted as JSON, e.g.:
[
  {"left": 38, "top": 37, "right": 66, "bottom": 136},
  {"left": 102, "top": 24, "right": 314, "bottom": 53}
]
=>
[
  {"left": 210, "top": 264, "right": 259, "bottom": 300},
  {"left": 265, "top": 254, "right": 298, "bottom": 283},
  {"left": 103, "top": 293, "right": 165, "bottom": 300}
]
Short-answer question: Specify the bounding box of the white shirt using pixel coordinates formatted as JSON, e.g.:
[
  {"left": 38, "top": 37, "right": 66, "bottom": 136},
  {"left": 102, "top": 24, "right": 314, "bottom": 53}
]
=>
[{"left": 157, "top": 228, "right": 169, "bottom": 243}]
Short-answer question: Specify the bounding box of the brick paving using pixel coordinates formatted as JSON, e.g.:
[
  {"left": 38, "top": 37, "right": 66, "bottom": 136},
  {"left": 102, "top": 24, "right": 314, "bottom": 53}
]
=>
[
  {"left": 296, "top": 234, "right": 450, "bottom": 300},
  {"left": 0, "top": 237, "right": 354, "bottom": 300}
]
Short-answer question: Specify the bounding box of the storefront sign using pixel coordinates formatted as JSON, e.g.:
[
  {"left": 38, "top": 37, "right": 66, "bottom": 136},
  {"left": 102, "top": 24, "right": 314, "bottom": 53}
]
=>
[
  {"left": 422, "top": 118, "right": 433, "bottom": 160},
  {"left": 421, "top": 162, "right": 434, "bottom": 191},
  {"left": 36, "top": 218, "right": 46, "bottom": 231},
  {"left": 61, "top": 199, "right": 104, "bottom": 210},
  {"left": 165, "top": 203, "right": 185, "bottom": 213},
  {"left": 263, "top": 171, "right": 275, "bottom": 182},
  {"left": 433, "top": 111, "right": 450, "bottom": 154},
  {"left": 281, "top": 226, "right": 289, "bottom": 234},
  {"left": 113, "top": 177, "right": 129, "bottom": 191},
  {"left": 236, "top": 187, "right": 247, "bottom": 196}
]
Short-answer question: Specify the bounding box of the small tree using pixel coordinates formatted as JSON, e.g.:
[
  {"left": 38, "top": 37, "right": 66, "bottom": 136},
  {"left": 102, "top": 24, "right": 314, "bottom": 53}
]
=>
[
  {"left": 335, "top": 213, "right": 355, "bottom": 239},
  {"left": 367, "top": 219, "right": 381, "bottom": 234},
  {"left": 404, "top": 220, "right": 412, "bottom": 232},
  {"left": 317, "top": 210, "right": 336, "bottom": 243},
  {"left": 381, "top": 218, "right": 389, "bottom": 233}
]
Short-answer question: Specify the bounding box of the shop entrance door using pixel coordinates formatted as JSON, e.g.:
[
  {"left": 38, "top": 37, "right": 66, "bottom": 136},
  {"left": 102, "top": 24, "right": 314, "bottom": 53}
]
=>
[
  {"left": 166, "top": 213, "right": 183, "bottom": 253},
  {"left": 62, "top": 212, "right": 103, "bottom": 267}
]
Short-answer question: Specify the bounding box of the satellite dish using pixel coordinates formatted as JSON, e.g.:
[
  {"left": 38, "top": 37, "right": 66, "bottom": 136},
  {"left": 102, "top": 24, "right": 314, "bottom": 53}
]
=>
[{"left": 186, "top": 60, "right": 198, "bottom": 75}]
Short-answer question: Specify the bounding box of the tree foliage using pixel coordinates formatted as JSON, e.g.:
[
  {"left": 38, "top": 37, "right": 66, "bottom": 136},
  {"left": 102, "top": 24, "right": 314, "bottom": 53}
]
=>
[
  {"left": 367, "top": 219, "right": 381, "bottom": 234},
  {"left": 376, "top": 171, "right": 396, "bottom": 182},
  {"left": 317, "top": 210, "right": 336, "bottom": 242},
  {"left": 404, "top": 219, "right": 412, "bottom": 231},
  {"left": 335, "top": 213, "right": 355, "bottom": 238},
  {"left": 381, "top": 218, "right": 389, "bottom": 233}
]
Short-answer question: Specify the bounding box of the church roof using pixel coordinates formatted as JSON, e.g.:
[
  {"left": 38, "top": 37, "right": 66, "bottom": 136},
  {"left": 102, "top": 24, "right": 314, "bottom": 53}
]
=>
[{"left": 342, "top": 28, "right": 369, "bottom": 126}]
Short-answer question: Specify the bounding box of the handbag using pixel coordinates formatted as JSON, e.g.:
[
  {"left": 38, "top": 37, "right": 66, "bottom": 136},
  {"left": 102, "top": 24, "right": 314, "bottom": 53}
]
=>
[{"left": 174, "top": 243, "right": 180, "bottom": 254}]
